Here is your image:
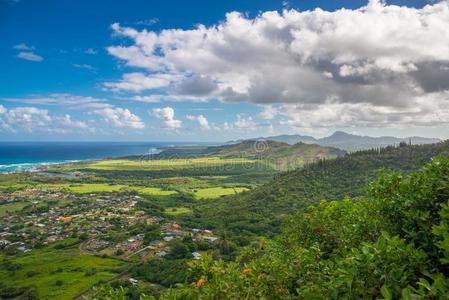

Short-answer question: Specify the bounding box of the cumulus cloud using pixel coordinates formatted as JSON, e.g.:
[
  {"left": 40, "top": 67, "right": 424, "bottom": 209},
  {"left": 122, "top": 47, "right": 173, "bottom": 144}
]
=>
[
  {"left": 152, "top": 106, "right": 182, "bottom": 129},
  {"left": 107, "top": 0, "right": 449, "bottom": 129},
  {"left": 234, "top": 114, "right": 257, "bottom": 131},
  {"left": 186, "top": 114, "right": 210, "bottom": 130},
  {"left": 0, "top": 105, "right": 88, "bottom": 133},
  {"left": 259, "top": 105, "right": 278, "bottom": 120},
  {"left": 17, "top": 51, "right": 43, "bottom": 62},
  {"left": 104, "top": 72, "right": 175, "bottom": 92},
  {"left": 3, "top": 94, "right": 148, "bottom": 131},
  {"left": 94, "top": 107, "right": 145, "bottom": 129}
]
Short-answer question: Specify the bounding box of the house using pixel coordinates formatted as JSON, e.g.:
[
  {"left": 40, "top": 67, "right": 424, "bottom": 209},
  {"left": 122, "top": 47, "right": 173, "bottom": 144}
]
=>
[
  {"left": 203, "top": 236, "right": 218, "bottom": 242},
  {"left": 171, "top": 223, "right": 181, "bottom": 230},
  {"left": 57, "top": 216, "right": 72, "bottom": 223},
  {"left": 47, "top": 235, "right": 58, "bottom": 242}
]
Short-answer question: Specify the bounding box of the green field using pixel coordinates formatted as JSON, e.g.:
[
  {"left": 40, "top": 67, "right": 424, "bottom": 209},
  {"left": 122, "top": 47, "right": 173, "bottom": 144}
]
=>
[
  {"left": 164, "top": 207, "right": 193, "bottom": 216},
  {"left": 75, "top": 157, "right": 256, "bottom": 171},
  {"left": 42, "top": 183, "right": 177, "bottom": 196},
  {"left": 0, "top": 201, "right": 29, "bottom": 216},
  {"left": 0, "top": 240, "right": 125, "bottom": 300},
  {"left": 193, "top": 187, "right": 249, "bottom": 199}
]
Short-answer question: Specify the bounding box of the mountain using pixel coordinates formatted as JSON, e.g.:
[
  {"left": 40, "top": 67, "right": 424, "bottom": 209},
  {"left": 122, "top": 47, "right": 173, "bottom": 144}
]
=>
[
  {"left": 228, "top": 131, "right": 441, "bottom": 151},
  {"left": 226, "top": 134, "right": 316, "bottom": 145},
  {"left": 154, "top": 140, "right": 346, "bottom": 169},
  {"left": 318, "top": 131, "right": 440, "bottom": 151}
]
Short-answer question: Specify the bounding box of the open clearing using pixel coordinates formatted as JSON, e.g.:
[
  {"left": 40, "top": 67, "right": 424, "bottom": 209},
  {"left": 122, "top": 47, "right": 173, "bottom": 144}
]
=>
[
  {"left": 194, "top": 187, "right": 249, "bottom": 199},
  {"left": 0, "top": 201, "right": 29, "bottom": 216},
  {"left": 42, "top": 183, "right": 177, "bottom": 196},
  {"left": 74, "top": 157, "right": 256, "bottom": 171},
  {"left": 164, "top": 207, "right": 193, "bottom": 216},
  {"left": 0, "top": 240, "right": 124, "bottom": 300}
]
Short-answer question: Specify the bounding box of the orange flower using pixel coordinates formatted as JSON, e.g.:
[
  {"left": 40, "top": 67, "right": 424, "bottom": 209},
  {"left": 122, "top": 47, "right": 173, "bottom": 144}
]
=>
[
  {"left": 242, "top": 268, "right": 252, "bottom": 274},
  {"left": 196, "top": 277, "right": 206, "bottom": 288}
]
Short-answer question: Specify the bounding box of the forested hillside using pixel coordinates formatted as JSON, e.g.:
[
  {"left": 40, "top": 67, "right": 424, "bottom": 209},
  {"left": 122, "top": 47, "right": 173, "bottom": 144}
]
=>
[
  {"left": 153, "top": 140, "right": 345, "bottom": 169},
  {"left": 89, "top": 149, "right": 449, "bottom": 299},
  {"left": 162, "top": 156, "right": 449, "bottom": 299},
  {"left": 180, "top": 141, "right": 449, "bottom": 238}
]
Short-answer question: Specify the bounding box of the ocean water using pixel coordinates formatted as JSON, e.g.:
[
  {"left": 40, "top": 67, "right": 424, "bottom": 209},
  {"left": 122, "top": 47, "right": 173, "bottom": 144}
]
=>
[{"left": 0, "top": 142, "right": 186, "bottom": 173}]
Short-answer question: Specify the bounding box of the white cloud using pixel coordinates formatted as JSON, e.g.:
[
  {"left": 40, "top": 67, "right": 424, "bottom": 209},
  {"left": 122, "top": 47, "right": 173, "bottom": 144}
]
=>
[
  {"left": 13, "top": 43, "right": 34, "bottom": 50},
  {"left": 4, "top": 93, "right": 111, "bottom": 110},
  {"left": 234, "top": 114, "right": 257, "bottom": 131},
  {"left": 152, "top": 106, "right": 182, "bottom": 130},
  {"left": 136, "top": 18, "right": 159, "bottom": 26},
  {"left": 0, "top": 105, "right": 89, "bottom": 133},
  {"left": 107, "top": 1, "right": 449, "bottom": 129},
  {"left": 59, "top": 114, "right": 88, "bottom": 129},
  {"left": 280, "top": 91, "right": 449, "bottom": 129},
  {"left": 94, "top": 107, "right": 145, "bottom": 129},
  {"left": 84, "top": 48, "right": 97, "bottom": 55},
  {"left": 259, "top": 105, "right": 278, "bottom": 120},
  {"left": 104, "top": 72, "right": 174, "bottom": 92},
  {"left": 17, "top": 51, "right": 43, "bottom": 62},
  {"left": 186, "top": 114, "right": 210, "bottom": 130},
  {"left": 73, "top": 63, "right": 95, "bottom": 71}
]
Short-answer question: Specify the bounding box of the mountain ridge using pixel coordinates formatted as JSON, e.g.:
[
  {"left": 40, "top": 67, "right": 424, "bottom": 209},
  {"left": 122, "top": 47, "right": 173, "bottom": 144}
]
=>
[{"left": 226, "top": 131, "right": 440, "bottom": 151}]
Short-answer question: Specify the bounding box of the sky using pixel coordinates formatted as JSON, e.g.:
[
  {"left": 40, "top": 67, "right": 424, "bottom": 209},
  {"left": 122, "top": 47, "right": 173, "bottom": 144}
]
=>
[{"left": 1, "top": 0, "right": 449, "bottom": 142}]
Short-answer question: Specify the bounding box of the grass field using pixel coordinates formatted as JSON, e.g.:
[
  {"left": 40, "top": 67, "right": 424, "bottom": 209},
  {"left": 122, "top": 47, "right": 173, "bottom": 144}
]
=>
[
  {"left": 42, "top": 183, "right": 177, "bottom": 196},
  {"left": 164, "top": 207, "right": 193, "bottom": 216},
  {"left": 0, "top": 239, "right": 125, "bottom": 300},
  {"left": 75, "top": 157, "right": 256, "bottom": 171},
  {"left": 0, "top": 201, "right": 29, "bottom": 216},
  {"left": 194, "top": 187, "right": 249, "bottom": 199}
]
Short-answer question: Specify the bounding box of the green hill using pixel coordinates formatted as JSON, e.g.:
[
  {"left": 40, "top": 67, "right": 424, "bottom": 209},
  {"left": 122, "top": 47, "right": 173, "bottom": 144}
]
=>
[
  {"left": 180, "top": 141, "right": 449, "bottom": 237},
  {"left": 155, "top": 140, "right": 346, "bottom": 170},
  {"left": 161, "top": 156, "right": 449, "bottom": 299}
]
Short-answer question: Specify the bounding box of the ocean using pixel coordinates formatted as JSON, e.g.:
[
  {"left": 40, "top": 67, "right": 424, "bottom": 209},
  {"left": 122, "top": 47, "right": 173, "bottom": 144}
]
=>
[{"left": 0, "top": 142, "right": 191, "bottom": 173}]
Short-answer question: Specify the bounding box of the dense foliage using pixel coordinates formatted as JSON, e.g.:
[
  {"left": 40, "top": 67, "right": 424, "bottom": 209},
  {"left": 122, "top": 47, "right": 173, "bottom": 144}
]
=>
[
  {"left": 183, "top": 141, "right": 449, "bottom": 239},
  {"left": 157, "top": 156, "right": 449, "bottom": 299}
]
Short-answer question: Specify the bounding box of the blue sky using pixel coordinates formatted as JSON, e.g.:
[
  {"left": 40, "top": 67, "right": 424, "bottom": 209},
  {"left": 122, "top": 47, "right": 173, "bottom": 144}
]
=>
[{"left": 1, "top": 0, "right": 448, "bottom": 142}]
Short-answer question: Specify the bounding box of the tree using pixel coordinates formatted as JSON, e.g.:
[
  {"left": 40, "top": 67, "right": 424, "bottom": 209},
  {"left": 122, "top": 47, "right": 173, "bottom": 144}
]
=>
[{"left": 167, "top": 240, "right": 190, "bottom": 259}]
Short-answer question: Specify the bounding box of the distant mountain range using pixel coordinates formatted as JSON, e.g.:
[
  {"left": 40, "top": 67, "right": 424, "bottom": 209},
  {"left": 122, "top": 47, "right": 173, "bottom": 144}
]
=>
[
  {"left": 227, "top": 131, "right": 441, "bottom": 151},
  {"left": 152, "top": 140, "right": 346, "bottom": 170}
]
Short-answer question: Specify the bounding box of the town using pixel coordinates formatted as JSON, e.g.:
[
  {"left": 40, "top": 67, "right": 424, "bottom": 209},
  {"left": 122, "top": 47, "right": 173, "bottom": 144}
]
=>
[{"left": 0, "top": 187, "right": 218, "bottom": 262}]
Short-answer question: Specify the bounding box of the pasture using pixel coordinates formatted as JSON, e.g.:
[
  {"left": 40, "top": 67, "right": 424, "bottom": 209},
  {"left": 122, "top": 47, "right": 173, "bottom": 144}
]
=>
[
  {"left": 75, "top": 157, "right": 257, "bottom": 171},
  {"left": 0, "top": 201, "right": 29, "bottom": 216},
  {"left": 164, "top": 207, "right": 193, "bottom": 216},
  {"left": 42, "top": 183, "right": 177, "bottom": 196},
  {"left": 194, "top": 187, "right": 249, "bottom": 199},
  {"left": 0, "top": 240, "right": 124, "bottom": 300}
]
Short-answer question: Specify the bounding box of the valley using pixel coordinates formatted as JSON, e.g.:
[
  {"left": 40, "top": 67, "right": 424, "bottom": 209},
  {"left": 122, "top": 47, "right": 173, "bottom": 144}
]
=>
[{"left": 1, "top": 139, "right": 449, "bottom": 299}]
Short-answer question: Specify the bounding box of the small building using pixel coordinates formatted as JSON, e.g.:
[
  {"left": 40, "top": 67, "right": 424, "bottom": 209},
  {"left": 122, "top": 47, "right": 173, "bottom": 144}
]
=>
[
  {"left": 57, "top": 216, "right": 72, "bottom": 223},
  {"left": 192, "top": 252, "right": 201, "bottom": 260},
  {"left": 203, "top": 236, "right": 218, "bottom": 242}
]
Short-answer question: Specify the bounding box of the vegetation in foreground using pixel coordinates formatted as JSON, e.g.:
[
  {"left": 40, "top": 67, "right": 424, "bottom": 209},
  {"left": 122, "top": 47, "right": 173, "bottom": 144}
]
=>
[
  {"left": 93, "top": 156, "right": 449, "bottom": 299},
  {"left": 0, "top": 239, "right": 124, "bottom": 300},
  {"left": 2, "top": 141, "right": 449, "bottom": 299}
]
